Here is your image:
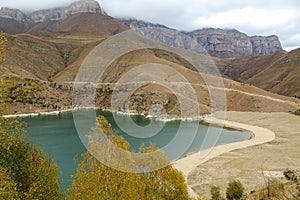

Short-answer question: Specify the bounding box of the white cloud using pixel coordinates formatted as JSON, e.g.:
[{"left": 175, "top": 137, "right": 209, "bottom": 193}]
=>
[
  {"left": 194, "top": 8, "right": 295, "bottom": 30},
  {"left": 0, "top": 0, "right": 74, "bottom": 11}
]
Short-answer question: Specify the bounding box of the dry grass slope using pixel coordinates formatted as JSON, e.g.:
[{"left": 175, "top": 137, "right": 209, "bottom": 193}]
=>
[{"left": 220, "top": 49, "right": 300, "bottom": 98}]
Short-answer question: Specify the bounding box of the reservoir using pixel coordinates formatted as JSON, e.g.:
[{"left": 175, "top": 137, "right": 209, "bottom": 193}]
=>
[{"left": 22, "top": 110, "right": 249, "bottom": 189}]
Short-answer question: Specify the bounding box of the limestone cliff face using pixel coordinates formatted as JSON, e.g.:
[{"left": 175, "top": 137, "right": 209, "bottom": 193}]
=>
[
  {"left": 188, "top": 28, "right": 253, "bottom": 58},
  {"left": 0, "top": 3, "right": 283, "bottom": 58},
  {"left": 0, "top": 7, "right": 28, "bottom": 23},
  {"left": 122, "top": 19, "right": 171, "bottom": 30},
  {"left": 189, "top": 28, "right": 282, "bottom": 58},
  {"left": 251, "top": 35, "right": 282, "bottom": 55},
  {"left": 0, "top": 0, "right": 103, "bottom": 23},
  {"left": 122, "top": 20, "right": 283, "bottom": 58},
  {"left": 30, "top": 0, "right": 103, "bottom": 23}
]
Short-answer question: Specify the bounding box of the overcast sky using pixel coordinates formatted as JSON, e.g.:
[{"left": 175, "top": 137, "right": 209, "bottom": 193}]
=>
[{"left": 0, "top": 0, "right": 299, "bottom": 51}]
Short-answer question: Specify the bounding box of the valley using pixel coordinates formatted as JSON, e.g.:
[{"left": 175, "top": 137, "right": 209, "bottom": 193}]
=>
[{"left": 0, "top": 0, "right": 299, "bottom": 199}]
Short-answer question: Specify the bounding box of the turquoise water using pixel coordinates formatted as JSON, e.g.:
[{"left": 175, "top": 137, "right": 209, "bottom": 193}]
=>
[{"left": 22, "top": 111, "right": 249, "bottom": 189}]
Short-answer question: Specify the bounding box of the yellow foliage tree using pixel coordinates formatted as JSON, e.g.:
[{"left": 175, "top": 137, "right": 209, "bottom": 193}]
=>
[
  {"left": 0, "top": 33, "right": 7, "bottom": 63},
  {"left": 67, "top": 116, "right": 192, "bottom": 200},
  {"left": 0, "top": 166, "right": 19, "bottom": 199},
  {"left": 139, "top": 143, "right": 190, "bottom": 200},
  {"left": 0, "top": 34, "right": 62, "bottom": 199},
  {"left": 0, "top": 114, "right": 62, "bottom": 199},
  {"left": 67, "top": 116, "right": 146, "bottom": 200}
]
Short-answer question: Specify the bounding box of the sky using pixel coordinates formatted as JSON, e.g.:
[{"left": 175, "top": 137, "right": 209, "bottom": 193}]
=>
[{"left": 0, "top": 0, "right": 299, "bottom": 51}]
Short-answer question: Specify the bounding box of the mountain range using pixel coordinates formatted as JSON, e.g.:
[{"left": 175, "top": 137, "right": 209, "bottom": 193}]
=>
[
  {"left": 0, "top": 0, "right": 299, "bottom": 115},
  {"left": 0, "top": 0, "right": 283, "bottom": 58},
  {"left": 122, "top": 19, "right": 283, "bottom": 58}
]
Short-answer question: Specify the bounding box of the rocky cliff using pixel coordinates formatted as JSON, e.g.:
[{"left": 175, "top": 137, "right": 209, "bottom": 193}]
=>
[
  {"left": 0, "top": 0, "right": 104, "bottom": 24},
  {"left": 122, "top": 19, "right": 172, "bottom": 30},
  {"left": 0, "top": 2, "right": 283, "bottom": 58},
  {"left": 123, "top": 20, "right": 283, "bottom": 58},
  {"left": 250, "top": 35, "right": 282, "bottom": 55},
  {"left": 0, "top": 7, "right": 29, "bottom": 23},
  {"left": 30, "top": 0, "right": 104, "bottom": 23},
  {"left": 189, "top": 28, "right": 282, "bottom": 58}
]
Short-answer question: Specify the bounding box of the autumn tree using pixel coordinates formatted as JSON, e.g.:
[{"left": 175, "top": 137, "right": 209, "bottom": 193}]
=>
[
  {"left": 0, "top": 34, "right": 62, "bottom": 199},
  {"left": 0, "top": 113, "right": 62, "bottom": 199},
  {"left": 0, "top": 166, "right": 19, "bottom": 199},
  {"left": 0, "top": 33, "right": 7, "bottom": 63},
  {"left": 138, "top": 143, "right": 190, "bottom": 199},
  {"left": 67, "top": 116, "right": 192, "bottom": 199},
  {"left": 67, "top": 116, "right": 146, "bottom": 200}
]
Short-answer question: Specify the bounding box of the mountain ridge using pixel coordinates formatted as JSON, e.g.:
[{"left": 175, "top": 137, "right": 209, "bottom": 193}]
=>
[
  {"left": 0, "top": 0, "right": 104, "bottom": 24},
  {"left": 30, "top": 0, "right": 104, "bottom": 23},
  {"left": 0, "top": 1, "right": 283, "bottom": 58},
  {"left": 122, "top": 19, "right": 283, "bottom": 58}
]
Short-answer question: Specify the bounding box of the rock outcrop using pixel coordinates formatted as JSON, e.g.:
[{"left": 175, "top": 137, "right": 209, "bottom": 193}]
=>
[
  {"left": 250, "top": 35, "right": 282, "bottom": 55},
  {"left": 0, "top": 7, "right": 28, "bottom": 23},
  {"left": 123, "top": 19, "right": 283, "bottom": 58},
  {"left": 122, "top": 19, "right": 172, "bottom": 30},
  {"left": 30, "top": 0, "right": 104, "bottom": 23},
  {"left": 0, "top": 2, "right": 283, "bottom": 58},
  {"left": 189, "top": 28, "right": 282, "bottom": 58},
  {"left": 0, "top": 0, "right": 104, "bottom": 24}
]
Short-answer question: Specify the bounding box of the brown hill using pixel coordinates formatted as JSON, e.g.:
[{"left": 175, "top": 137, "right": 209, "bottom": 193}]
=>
[
  {"left": 1, "top": 34, "right": 66, "bottom": 80},
  {"left": 3, "top": 46, "right": 298, "bottom": 115},
  {"left": 27, "top": 13, "right": 129, "bottom": 37},
  {"left": 246, "top": 49, "right": 300, "bottom": 98},
  {"left": 62, "top": 48, "right": 299, "bottom": 116},
  {"left": 0, "top": 9, "right": 298, "bottom": 115},
  {"left": 1, "top": 38, "right": 299, "bottom": 115},
  {"left": 0, "top": 76, "right": 72, "bottom": 114},
  {"left": 0, "top": 33, "right": 106, "bottom": 81},
  {"left": 0, "top": 17, "right": 29, "bottom": 34},
  {"left": 1, "top": 12, "right": 128, "bottom": 81},
  {"left": 220, "top": 49, "right": 300, "bottom": 98}
]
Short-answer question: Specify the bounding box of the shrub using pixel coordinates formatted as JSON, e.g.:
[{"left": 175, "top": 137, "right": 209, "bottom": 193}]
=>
[
  {"left": 226, "top": 180, "right": 244, "bottom": 200},
  {"left": 210, "top": 185, "right": 224, "bottom": 200}
]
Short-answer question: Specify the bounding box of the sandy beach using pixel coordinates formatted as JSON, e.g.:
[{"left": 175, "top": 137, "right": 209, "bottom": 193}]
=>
[{"left": 174, "top": 111, "right": 300, "bottom": 198}]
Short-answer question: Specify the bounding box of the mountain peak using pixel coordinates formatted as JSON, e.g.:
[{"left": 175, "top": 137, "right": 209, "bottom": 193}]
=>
[
  {"left": 0, "top": 7, "right": 28, "bottom": 23},
  {"left": 0, "top": 0, "right": 104, "bottom": 23},
  {"left": 30, "top": 0, "right": 104, "bottom": 23}
]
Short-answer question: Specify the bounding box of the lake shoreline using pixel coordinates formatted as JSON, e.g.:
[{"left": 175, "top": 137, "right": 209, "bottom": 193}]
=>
[
  {"left": 3, "top": 107, "right": 210, "bottom": 122},
  {"left": 3, "top": 108, "right": 252, "bottom": 139},
  {"left": 173, "top": 113, "right": 276, "bottom": 198},
  {"left": 6, "top": 108, "right": 269, "bottom": 198},
  {"left": 3, "top": 109, "right": 75, "bottom": 118}
]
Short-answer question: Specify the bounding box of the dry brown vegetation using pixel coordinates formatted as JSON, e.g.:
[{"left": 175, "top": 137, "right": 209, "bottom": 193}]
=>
[
  {"left": 220, "top": 49, "right": 300, "bottom": 98},
  {"left": 0, "top": 12, "right": 299, "bottom": 116}
]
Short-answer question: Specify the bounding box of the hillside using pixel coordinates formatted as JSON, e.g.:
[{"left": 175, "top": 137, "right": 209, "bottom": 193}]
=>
[
  {"left": 27, "top": 13, "right": 128, "bottom": 37},
  {"left": 55, "top": 48, "right": 299, "bottom": 117},
  {"left": 1, "top": 42, "right": 299, "bottom": 116},
  {"left": 1, "top": 34, "right": 67, "bottom": 80},
  {"left": 0, "top": 0, "right": 298, "bottom": 115},
  {"left": 246, "top": 49, "right": 300, "bottom": 98},
  {"left": 220, "top": 49, "right": 300, "bottom": 98},
  {"left": 0, "top": 33, "right": 104, "bottom": 81},
  {"left": 0, "top": 12, "right": 128, "bottom": 81},
  {"left": 0, "top": 17, "right": 29, "bottom": 34}
]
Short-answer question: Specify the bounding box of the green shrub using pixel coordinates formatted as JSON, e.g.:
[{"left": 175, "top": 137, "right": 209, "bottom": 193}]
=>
[
  {"left": 226, "top": 180, "right": 244, "bottom": 200},
  {"left": 210, "top": 185, "right": 224, "bottom": 200}
]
